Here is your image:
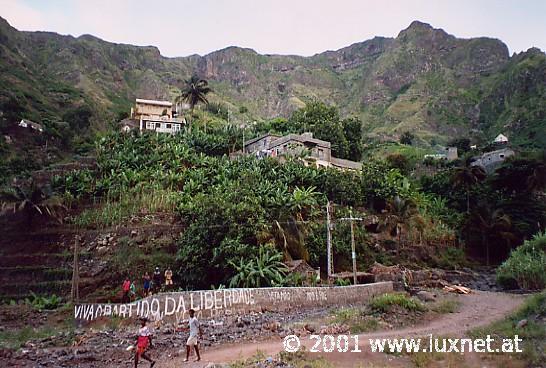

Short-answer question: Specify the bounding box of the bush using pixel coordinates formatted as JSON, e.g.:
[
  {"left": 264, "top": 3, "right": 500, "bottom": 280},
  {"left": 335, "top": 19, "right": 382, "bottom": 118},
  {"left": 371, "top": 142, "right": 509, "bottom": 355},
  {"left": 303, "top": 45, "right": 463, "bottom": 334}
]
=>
[
  {"left": 370, "top": 293, "right": 426, "bottom": 313},
  {"left": 496, "top": 231, "right": 546, "bottom": 290}
]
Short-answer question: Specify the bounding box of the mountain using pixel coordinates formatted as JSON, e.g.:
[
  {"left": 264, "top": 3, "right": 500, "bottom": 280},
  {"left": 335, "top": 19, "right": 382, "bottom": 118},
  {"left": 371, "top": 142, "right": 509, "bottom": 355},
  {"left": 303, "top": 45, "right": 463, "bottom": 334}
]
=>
[{"left": 0, "top": 17, "right": 544, "bottom": 147}]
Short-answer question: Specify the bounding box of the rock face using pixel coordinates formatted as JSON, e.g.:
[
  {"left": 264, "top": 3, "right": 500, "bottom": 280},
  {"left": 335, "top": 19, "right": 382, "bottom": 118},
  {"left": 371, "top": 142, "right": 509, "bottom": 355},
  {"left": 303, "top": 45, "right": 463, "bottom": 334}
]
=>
[{"left": 0, "top": 16, "right": 544, "bottom": 147}]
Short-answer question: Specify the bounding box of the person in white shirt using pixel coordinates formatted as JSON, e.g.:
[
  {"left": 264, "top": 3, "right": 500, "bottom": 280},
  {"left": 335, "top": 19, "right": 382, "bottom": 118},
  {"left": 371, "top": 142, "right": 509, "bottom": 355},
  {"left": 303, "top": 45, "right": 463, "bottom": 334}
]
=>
[
  {"left": 134, "top": 318, "right": 156, "bottom": 367},
  {"left": 184, "top": 309, "right": 203, "bottom": 362}
]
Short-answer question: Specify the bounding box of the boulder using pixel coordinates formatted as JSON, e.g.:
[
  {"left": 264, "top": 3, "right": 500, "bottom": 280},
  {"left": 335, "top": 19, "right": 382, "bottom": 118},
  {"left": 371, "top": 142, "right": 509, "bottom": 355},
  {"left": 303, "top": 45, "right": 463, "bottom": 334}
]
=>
[{"left": 416, "top": 290, "right": 436, "bottom": 302}]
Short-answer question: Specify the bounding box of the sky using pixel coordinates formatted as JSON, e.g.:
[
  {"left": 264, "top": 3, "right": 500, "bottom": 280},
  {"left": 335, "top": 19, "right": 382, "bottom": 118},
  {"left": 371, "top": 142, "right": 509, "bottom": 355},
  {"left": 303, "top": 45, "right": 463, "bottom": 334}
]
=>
[{"left": 1, "top": 0, "right": 545, "bottom": 57}]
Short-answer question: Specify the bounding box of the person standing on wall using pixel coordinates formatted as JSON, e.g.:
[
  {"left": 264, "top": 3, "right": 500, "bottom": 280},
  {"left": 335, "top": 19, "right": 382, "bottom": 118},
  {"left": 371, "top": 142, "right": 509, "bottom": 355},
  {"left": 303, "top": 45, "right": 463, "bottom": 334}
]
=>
[
  {"left": 122, "top": 277, "right": 131, "bottom": 303},
  {"left": 143, "top": 272, "right": 151, "bottom": 297},
  {"left": 152, "top": 267, "right": 162, "bottom": 294},
  {"left": 184, "top": 309, "right": 203, "bottom": 362},
  {"left": 129, "top": 280, "right": 137, "bottom": 302},
  {"left": 164, "top": 267, "right": 173, "bottom": 289}
]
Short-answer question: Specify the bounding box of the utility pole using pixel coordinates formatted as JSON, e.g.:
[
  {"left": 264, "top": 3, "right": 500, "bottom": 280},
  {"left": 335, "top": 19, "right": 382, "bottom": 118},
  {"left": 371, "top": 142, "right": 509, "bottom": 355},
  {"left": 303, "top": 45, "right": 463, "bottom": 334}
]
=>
[
  {"left": 326, "top": 201, "right": 333, "bottom": 280},
  {"left": 71, "top": 235, "right": 80, "bottom": 303},
  {"left": 339, "top": 211, "right": 363, "bottom": 285}
]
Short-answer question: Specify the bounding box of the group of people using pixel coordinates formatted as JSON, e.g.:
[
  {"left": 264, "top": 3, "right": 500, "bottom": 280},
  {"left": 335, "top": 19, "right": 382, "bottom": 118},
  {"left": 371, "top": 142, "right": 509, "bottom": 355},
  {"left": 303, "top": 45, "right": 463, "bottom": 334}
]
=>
[
  {"left": 134, "top": 309, "right": 203, "bottom": 367},
  {"left": 122, "top": 266, "right": 175, "bottom": 303}
]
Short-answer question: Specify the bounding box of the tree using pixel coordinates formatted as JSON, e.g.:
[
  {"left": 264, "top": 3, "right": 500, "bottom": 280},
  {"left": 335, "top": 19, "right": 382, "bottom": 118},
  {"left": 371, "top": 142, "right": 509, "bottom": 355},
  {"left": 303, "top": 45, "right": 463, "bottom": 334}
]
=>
[
  {"left": 452, "top": 158, "right": 486, "bottom": 213},
  {"left": 386, "top": 153, "right": 410, "bottom": 175},
  {"left": 400, "top": 132, "right": 414, "bottom": 145},
  {"left": 342, "top": 117, "right": 363, "bottom": 161},
  {"left": 176, "top": 75, "right": 211, "bottom": 116},
  {"left": 289, "top": 101, "right": 349, "bottom": 159},
  {"left": 382, "top": 195, "right": 419, "bottom": 248},
  {"left": 470, "top": 204, "right": 515, "bottom": 265},
  {"left": 0, "top": 180, "right": 66, "bottom": 227}
]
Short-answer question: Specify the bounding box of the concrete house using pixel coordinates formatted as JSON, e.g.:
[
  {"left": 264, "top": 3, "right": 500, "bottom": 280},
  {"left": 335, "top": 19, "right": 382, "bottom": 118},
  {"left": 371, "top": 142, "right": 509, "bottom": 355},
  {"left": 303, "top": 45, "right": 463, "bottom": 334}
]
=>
[
  {"left": 128, "top": 99, "right": 186, "bottom": 134},
  {"left": 18, "top": 119, "right": 43, "bottom": 132},
  {"left": 471, "top": 147, "right": 515, "bottom": 173},
  {"left": 243, "top": 132, "right": 362, "bottom": 171}
]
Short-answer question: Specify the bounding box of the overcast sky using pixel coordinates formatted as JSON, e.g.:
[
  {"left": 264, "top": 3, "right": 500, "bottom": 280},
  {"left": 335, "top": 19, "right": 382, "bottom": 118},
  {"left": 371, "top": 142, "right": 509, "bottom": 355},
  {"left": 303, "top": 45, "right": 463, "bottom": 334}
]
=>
[{"left": 2, "top": 0, "right": 545, "bottom": 57}]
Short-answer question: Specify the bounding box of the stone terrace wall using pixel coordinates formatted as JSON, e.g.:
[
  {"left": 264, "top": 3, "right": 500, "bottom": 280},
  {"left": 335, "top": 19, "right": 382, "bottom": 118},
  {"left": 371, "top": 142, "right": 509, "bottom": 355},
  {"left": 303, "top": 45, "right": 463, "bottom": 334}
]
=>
[{"left": 74, "top": 282, "right": 393, "bottom": 324}]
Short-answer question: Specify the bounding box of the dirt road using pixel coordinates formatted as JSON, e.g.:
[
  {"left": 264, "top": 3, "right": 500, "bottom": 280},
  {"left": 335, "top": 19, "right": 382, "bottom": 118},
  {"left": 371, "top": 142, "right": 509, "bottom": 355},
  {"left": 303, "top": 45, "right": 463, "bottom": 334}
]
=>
[{"left": 156, "top": 291, "right": 524, "bottom": 367}]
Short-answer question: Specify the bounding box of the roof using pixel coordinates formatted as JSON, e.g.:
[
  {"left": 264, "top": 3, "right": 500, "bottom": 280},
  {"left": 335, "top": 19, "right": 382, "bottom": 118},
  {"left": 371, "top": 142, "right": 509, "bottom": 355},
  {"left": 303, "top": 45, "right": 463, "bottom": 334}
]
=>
[
  {"left": 494, "top": 134, "right": 508, "bottom": 142},
  {"left": 135, "top": 98, "right": 173, "bottom": 107},
  {"left": 268, "top": 133, "right": 331, "bottom": 149},
  {"left": 244, "top": 133, "right": 281, "bottom": 147},
  {"left": 330, "top": 157, "right": 363, "bottom": 170},
  {"left": 19, "top": 119, "right": 43, "bottom": 130}
]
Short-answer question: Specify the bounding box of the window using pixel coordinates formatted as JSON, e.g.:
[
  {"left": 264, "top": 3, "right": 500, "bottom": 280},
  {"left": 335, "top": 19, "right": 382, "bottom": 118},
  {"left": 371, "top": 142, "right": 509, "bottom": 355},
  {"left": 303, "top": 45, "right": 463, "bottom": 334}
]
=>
[
  {"left": 500, "top": 154, "right": 505, "bottom": 158},
  {"left": 156, "top": 123, "right": 161, "bottom": 129},
  {"left": 166, "top": 124, "right": 171, "bottom": 129}
]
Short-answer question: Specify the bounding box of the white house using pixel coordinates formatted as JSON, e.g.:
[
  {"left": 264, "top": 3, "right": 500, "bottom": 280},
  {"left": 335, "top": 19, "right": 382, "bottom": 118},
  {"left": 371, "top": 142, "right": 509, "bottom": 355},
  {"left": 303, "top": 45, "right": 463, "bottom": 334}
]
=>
[
  {"left": 18, "top": 119, "right": 43, "bottom": 132},
  {"left": 494, "top": 134, "right": 509, "bottom": 143},
  {"left": 128, "top": 99, "right": 186, "bottom": 134}
]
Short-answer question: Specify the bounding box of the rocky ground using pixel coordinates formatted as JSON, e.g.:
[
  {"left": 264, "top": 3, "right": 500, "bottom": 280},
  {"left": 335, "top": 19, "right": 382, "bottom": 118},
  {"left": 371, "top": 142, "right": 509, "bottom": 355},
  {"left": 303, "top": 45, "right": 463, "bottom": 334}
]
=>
[{"left": 1, "top": 289, "right": 526, "bottom": 368}]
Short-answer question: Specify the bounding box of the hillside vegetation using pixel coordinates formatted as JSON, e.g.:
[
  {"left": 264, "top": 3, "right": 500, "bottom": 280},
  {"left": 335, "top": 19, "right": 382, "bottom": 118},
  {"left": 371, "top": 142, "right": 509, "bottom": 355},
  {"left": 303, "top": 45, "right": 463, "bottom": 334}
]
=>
[{"left": 0, "top": 17, "right": 545, "bottom": 148}]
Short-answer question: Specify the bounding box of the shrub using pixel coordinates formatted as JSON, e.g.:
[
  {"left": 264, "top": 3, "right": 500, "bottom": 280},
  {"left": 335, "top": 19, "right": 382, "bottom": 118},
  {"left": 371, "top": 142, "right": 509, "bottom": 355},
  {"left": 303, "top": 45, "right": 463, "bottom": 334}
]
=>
[
  {"left": 25, "top": 292, "right": 63, "bottom": 310},
  {"left": 496, "top": 231, "right": 546, "bottom": 290},
  {"left": 370, "top": 293, "right": 426, "bottom": 313}
]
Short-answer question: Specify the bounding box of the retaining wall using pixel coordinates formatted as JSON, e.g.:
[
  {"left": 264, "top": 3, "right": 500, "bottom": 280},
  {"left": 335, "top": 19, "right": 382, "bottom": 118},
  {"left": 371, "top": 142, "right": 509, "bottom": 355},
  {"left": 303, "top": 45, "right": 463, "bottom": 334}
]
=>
[{"left": 74, "top": 281, "right": 393, "bottom": 323}]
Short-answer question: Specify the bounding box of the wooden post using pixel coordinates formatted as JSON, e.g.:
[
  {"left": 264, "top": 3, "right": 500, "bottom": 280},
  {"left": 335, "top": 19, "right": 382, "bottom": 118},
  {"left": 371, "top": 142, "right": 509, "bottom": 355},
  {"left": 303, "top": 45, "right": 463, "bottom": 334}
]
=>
[
  {"left": 326, "top": 201, "right": 333, "bottom": 280},
  {"left": 350, "top": 211, "right": 357, "bottom": 285},
  {"left": 71, "top": 235, "right": 80, "bottom": 304},
  {"left": 339, "top": 212, "right": 363, "bottom": 286}
]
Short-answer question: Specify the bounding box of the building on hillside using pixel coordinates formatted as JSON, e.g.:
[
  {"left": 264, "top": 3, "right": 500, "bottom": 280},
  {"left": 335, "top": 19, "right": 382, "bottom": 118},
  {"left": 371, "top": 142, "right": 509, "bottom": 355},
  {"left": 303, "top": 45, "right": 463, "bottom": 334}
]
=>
[
  {"left": 18, "top": 119, "right": 43, "bottom": 132},
  {"left": 131, "top": 99, "right": 173, "bottom": 119},
  {"left": 471, "top": 147, "right": 515, "bottom": 173},
  {"left": 423, "top": 146, "right": 458, "bottom": 161},
  {"left": 126, "top": 99, "right": 186, "bottom": 134},
  {"left": 493, "top": 134, "right": 509, "bottom": 144},
  {"left": 242, "top": 132, "right": 362, "bottom": 171}
]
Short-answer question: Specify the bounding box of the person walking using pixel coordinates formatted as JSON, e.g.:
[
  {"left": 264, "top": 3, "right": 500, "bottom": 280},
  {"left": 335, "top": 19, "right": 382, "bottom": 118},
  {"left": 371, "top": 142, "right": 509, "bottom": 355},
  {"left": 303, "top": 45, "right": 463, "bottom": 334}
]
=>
[
  {"left": 122, "top": 277, "right": 131, "bottom": 303},
  {"left": 134, "top": 318, "right": 156, "bottom": 367},
  {"left": 184, "top": 309, "right": 203, "bottom": 362}
]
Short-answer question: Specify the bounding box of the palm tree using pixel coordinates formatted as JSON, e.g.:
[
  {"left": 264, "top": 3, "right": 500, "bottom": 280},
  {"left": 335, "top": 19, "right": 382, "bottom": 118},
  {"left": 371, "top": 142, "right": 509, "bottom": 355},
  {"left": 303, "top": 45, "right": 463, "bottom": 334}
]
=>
[
  {"left": 382, "top": 195, "right": 418, "bottom": 248},
  {"left": 471, "top": 204, "right": 515, "bottom": 265},
  {"left": 176, "top": 75, "right": 211, "bottom": 119},
  {"left": 0, "top": 180, "right": 66, "bottom": 227},
  {"left": 452, "top": 158, "right": 487, "bottom": 213}
]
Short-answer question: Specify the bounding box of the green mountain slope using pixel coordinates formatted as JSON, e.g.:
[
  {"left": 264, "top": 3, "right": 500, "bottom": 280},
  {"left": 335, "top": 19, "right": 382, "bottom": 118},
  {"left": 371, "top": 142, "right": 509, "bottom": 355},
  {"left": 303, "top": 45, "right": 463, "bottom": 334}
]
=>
[{"left": 0, "top": 17, "right": 544, "bottom": 147}]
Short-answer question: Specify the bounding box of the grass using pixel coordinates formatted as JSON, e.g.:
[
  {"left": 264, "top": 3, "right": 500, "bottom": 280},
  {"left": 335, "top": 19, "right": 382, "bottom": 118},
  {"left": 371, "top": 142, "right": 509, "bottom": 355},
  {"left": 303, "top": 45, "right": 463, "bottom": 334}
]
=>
[
  {"left": 230, "top": 350, "right": 333, "bottom": 368},
  {"left": 73, "top": 189, "right": 178, "bottom": 228},
  {"left": 431, "top": 299, "right": 461, "bottom": 314},
  {"left": 111, "top": 237, "right": 173, "bottom": 278},
  {"left": 370, "top": 293, "right": 427, "bottom": 313},
  {"left": 0, "top": 326, "right": 56, "bottom": 349},
  {"left": 332, "top": 308, "right": 380, "bottom": 333},
  {"left": 470, "top": 291, "right": 546, "bottom": 366}
]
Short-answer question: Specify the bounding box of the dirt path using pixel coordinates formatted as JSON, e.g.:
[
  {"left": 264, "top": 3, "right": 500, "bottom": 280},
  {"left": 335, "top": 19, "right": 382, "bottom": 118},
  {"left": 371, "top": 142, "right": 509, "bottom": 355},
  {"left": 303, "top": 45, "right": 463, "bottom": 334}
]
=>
[{"left": 155, "top": 291, "right": 525, "bottom": 367}]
